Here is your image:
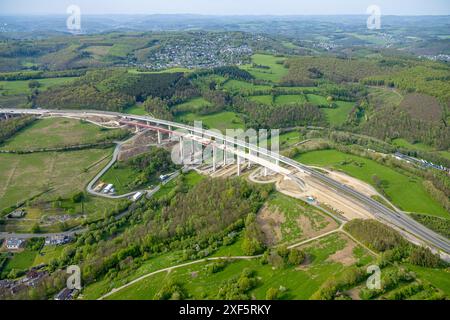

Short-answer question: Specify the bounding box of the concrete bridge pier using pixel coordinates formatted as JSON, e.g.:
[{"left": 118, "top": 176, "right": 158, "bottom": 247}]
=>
[
  {"left": 191, "top": 139, "right": 195, "bottom": 154},
  {"left": 212, "top": 146, "right": 217, "bottom": 172},
  {"left": 237, "top": 156, "right": 241, "bottom": 176},
  {"left": 223, "top": 146, "right": 227, "bottom": 166},
  {"left": 157, "top": 131, "right": 162, "bottom": 145},
  {"left": 179, "top": 136, "right": 184, "bottom": 163}
]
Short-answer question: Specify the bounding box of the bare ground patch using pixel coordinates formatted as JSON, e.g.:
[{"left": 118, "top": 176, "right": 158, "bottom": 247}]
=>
[
  {"left": 297, "top": 213, "right": 338, "bottom": 240},
  {"left": 327, "top": 235, "right": 357, "bottom": 266},
  {"left": 345, "top": 287, "right": 362, "bottom": 300},
  {"left": 257, "top": 204, "right": 285, "bottom": 245},
  {"left": 296, "top": 254, "right": 313, "bottom": 270},
  {"left": 399, "top": 93, "right": 443, "bottom": 123}
]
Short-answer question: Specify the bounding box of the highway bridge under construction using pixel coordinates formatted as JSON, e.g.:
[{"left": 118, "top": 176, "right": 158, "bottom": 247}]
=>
[{"left": 1, "top": 108, "right": 450, "bottom": 257}]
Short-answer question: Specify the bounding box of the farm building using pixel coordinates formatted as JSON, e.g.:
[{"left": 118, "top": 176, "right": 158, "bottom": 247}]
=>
[{"left": 45, "top": 235, "right": 71, "bottom": 246}]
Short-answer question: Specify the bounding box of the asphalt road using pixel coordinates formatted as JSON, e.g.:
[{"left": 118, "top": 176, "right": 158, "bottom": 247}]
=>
[{"left": 2, "top": 108, "right": 450, "bottom": 254}]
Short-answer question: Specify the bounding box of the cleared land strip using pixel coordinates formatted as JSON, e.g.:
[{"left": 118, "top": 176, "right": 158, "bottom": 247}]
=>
[
  {"left": 0, "top": 142, "right": 115, "bottom": 154},
  {"left": 98, "top": 255, "right": 262, "bottom": 300},
  {"left": 0, "top": 159, "right": 18, "bottom": 199}
]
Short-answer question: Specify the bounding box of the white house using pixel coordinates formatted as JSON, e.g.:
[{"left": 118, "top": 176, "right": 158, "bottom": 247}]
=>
[{"left": 6, "top": 238, "right": 24, "bottom": 250}]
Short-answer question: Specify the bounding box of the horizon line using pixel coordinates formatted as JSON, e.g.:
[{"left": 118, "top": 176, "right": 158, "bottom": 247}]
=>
[{"left": 1, "top": 13, "right": 450, "bottom": 17}]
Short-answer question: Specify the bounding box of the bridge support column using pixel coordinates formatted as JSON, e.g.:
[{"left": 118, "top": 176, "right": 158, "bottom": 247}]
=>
[
  {"left": 168, "top": 126, "right": 172, "bottom": 138},
  {"left": 223, "top": 146, "right": 227, "bottom": 166},
  {"left": 237, "top": 156, "right": 241, "bottom": 176},
  {"left": 264, "top": 167, "right": 268, "bottom": 177},
  {"left": 179, "top": 137, "right": 184, "bottom": 164},
  {"left": 212, "top": 146, "right": 217, "bottom": 172},
  {"left": 157, "top": 131, "right": 162, "bottom": 145}
]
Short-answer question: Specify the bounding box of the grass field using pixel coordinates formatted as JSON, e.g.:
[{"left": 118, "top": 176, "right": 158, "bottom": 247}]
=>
[
  {"left": 249, "top": 94, "right": 307, "bottom": 106},
  {"left": 99, "top": 165, "right": 142, "bottom": 195},
  {"left": 274, "top": 94, "right": 307, "bottom": 105},
  {"left": 242, "top": 54, "right": 289, "bottom": 83},
  {"left": 175, "top": 111, "right": 245, "bottom": 132},
  {"left": 0, "top": 77, "right": 78, "bottom": 96},
  {"left": 367, "top": 87, "right": 403, "bottom": 109},
  {"left": 249, "top": 95, "right": 273, "bottom": 104},
  {"left": 105, "top": 233, "right": 372, "bottom": 300},
  {"left": 0, "top": 148, "right": 113, "bottom": 212},
  {"left": 0, "top": 195, "right": 122, "bottom": 233},
  {"left": 172, "top": 97, "right": 212, "bottom": 114},
  {"left": 306, "top": 94, "right": 329, "bottom": 105},
  {"left": 279, "top": 131, "right": 304, "bottom": 148},
  {"left": 323, "top": 101, "right": 356, "bottom": 126},
  {"left": 439, "top": 151, "right": 450, "bottom": 161},
  {"left": 223, "top": 79, "right": 272, "bottom": 93},
  {"left": 259, "top": 130, "right": 304, "bottom": 150},
  {"left": 83, "top": 45, "right": 112, "bottom": 57},
  {"left": 392, "top": 138, "right": 435, "bottom": 152},
  {"left": 33, "top": 245, "right": 66, "bottom": 265},
  {"left": 183, "top": 171, "right": 206, "bottom": 187},
  {"left": 124, "top": 104, "right": 149, "bottom": 116},
  {"left": 2, "top": 250, "right": 37, "bottom": 274},
  {"left": 407, "top": 264, "right": 450, "bottom": 296},
  {"left": 306, "top": 94, "right": 355, "bottom": 126},
  {"left": 0, "top": 118, "right": 123, "bottom": 151},
  {"left": 295, "top": 149, "right": 449, "bottom": 218}
]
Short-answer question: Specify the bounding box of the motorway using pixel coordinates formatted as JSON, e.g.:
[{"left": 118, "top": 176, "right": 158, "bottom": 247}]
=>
[{"left": 2, "top": 108, "right": 450, "bottom": 254}]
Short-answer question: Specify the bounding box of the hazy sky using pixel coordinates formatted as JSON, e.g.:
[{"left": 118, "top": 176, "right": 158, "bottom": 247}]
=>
[{"left": 1, "top": 0, "right": 449, "bottom": 15}]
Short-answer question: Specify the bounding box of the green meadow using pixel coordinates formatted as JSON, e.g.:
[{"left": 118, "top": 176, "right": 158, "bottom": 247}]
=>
[
  {"left": 0, "top": 77, "right": 78, "bottom": 96},
  {"left": 242, "top": 54, "right": 289, "bottom": 83},
  {"left": 0, "top": 148, "right": 113, "bottom": 212},
  {"left": 0, "top": 118, "right": 122, "bottom": 151},
  {"left": 176, "top": 111, "right": 245, "bottom": 132},
  {"left": 323, "top": 101, "right": 356, "bottom": 126},
  {"left": 124, "top": 104, "right": 149, "bottom": 116},
  {"left": 392, "top": 138, "right": 435, "bottom": 152},
  {"left": 100, "top": 165, "right": 142, "bottom": 195},
  {"left": 172, "top": 97, "right": 212, "bottom": 114},
  {"left": 2, "top": 250, "right": 37, "bottom": 275},
  {"left": 223, "top": 79, "right": 272, "bottom": 93}
]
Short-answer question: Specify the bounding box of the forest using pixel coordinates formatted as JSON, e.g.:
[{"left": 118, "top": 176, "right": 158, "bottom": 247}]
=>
[
  {"left": 0, "top": 176, "right": 272, "bottom": 300},
  {"left": 34, "top": 69, "right": 188, "bottom": 111}
]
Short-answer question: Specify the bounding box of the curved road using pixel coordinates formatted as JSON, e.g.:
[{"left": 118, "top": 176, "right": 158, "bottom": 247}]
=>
[
  {"left": 85, "top": 140, "right": 139, "bottom": 199},
  {"left": 2, "top": 108, "right": 450, "bottom": 254}
]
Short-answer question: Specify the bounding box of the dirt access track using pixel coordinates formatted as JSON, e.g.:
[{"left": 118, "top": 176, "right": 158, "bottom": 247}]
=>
[{"left": 268, "top": 170, "right": 376, "bottom": 221}]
